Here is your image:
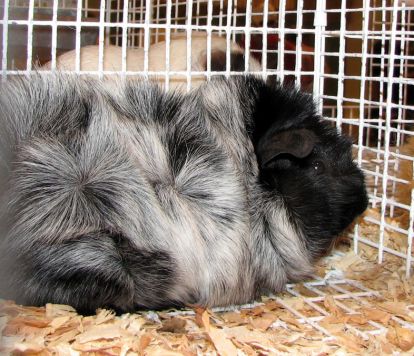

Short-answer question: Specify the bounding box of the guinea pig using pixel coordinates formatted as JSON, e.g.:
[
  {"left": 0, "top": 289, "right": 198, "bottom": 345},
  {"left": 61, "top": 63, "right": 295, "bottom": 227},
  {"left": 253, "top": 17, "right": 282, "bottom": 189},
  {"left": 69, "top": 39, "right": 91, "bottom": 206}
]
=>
[
  {"left": 0, "top": 73, "right": 368, "bottom": 314},
  {"left": 43, "top": 32, "right": 261, "bottom": 90}
]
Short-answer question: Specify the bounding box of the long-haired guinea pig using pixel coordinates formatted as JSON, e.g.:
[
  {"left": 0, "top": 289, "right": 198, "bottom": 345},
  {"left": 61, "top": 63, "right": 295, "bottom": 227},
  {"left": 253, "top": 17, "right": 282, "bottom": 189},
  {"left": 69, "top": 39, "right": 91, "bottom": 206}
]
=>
[
  {"left": 0, "top": 73, "right": 368, "bottom": 314},
  {"left": 43, "top": 32, "right": 261, "bottom": 90}
]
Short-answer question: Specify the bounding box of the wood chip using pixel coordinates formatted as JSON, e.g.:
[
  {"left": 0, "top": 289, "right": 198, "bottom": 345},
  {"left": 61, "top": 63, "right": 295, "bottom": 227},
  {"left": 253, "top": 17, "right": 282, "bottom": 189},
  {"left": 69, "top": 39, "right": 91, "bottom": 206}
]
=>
[
  {"left": 362, "top": 308, "right": 392, "bottom": 324},
  {"left": 324, "top": 296, "right": 343, "bottom": 317},
  {"left": 12, "top": 341, "right": 45, "bottom": 353},
  {"left": 76, "top": 324, "right": 125, "bottom": 343},
  {"left": 145, "top": 346, "right": 185, "bottom": 356},
  {"left": 330, "top": 250, "right": 363, "bottom": 271},
  {"left": 223, "top": 325, "right": 274, "bottom": 348},
  {"left": 194, "top": 308, "right": 208, "bottom": 329},
  {"left": 280, "top": 297, "right": 305, "bottom": 310},
  {"left": 330, "top": 332, "right": 367, "bottom": 353},
  {"left": 139, "top": 332, "right": 153, "bottom": 354},
  {"left": 49, "top": 315, "right": 71, "bottom": 330},
  {"left": 378, "top": 302, "right": 414, "bottom": 322},
  {"left": 263, "top": 300, "right": 281, "bottom": 311},
  {"left": 45, "top": 303, "right": 76, "bottom": 318},
  {"left": 278, "top": 315, "right": 305, "bottom": 330},
  {"left": 95, "top": 309, "right": 116, "bottom": 325},
  {"left": 386, "top": 325, "right": 414, "bottom": 351},
  {"left": 159, "top": 317, "right": 187, "bottom": 333},
  {"left": 207, "top": 325, "right": 238, "bottom": 356},
  {"left": 127, "top": 317, "right": 146, "bottom": 335},
  {"left": 47, "top": 328, "right": 80, "bottom": 344},
  {"left": 249, "top": 313, "right": 278, "bottom": 331},
  {"left": 221, "top": 311, "right": 245, "bottom": 325},
  {"left": 196, "top": 309, "right": 238, "bottom": 356}
]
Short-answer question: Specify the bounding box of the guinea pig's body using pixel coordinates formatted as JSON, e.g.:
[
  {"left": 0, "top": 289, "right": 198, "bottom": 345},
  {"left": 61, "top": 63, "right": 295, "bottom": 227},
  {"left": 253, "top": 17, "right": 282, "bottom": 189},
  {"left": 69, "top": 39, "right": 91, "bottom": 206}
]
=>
[
  {"left": 43, "top": 32, "right": 261, "bottom": 90},
  {"left": 0, "top": 73, "right": 367, "bottom": 314}
]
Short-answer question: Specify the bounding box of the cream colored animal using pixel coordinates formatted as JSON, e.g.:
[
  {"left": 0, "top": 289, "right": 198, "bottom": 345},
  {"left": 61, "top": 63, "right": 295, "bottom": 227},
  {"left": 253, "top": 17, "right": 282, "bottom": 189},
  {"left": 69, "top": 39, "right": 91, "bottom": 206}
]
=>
[{"left": 45, "top": 32, "right": 261, "bottom": 90}]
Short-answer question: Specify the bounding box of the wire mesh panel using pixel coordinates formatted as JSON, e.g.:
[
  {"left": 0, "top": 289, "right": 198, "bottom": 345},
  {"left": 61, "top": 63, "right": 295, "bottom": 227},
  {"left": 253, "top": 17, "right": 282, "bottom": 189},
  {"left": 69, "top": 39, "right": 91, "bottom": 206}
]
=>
[
  {"left": 322, "top": 1, "right": 414, "bottom": 276},
  {"left": 0, "top": 1, "right": 413, "bottom": 270},
  {"left": 0, "top": 1, "right": 414, "bottom": 353}
]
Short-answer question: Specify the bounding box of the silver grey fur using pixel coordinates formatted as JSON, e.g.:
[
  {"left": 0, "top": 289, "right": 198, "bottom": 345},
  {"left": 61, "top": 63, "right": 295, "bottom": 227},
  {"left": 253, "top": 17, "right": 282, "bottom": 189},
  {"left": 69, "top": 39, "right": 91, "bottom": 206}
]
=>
[{"left": 0, "top": 73, "right": 366, "bottom": 313}]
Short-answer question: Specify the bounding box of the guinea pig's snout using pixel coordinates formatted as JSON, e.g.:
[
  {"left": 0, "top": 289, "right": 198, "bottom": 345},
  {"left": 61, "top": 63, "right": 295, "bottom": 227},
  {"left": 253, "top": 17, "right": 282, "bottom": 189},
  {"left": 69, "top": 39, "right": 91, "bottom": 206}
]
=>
[
  {"left": 357, "top": 182, "right": 369, "bottom": 214},
  {"left": 345, "top": 168, "right": 369, "bottom": 216}
]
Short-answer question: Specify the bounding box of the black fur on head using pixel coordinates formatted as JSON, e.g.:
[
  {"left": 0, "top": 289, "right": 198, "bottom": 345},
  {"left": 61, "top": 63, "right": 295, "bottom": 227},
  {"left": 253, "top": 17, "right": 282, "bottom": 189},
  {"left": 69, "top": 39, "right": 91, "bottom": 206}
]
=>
[{"left": 248, "top": 79, "right": 368, "bottom": 259}]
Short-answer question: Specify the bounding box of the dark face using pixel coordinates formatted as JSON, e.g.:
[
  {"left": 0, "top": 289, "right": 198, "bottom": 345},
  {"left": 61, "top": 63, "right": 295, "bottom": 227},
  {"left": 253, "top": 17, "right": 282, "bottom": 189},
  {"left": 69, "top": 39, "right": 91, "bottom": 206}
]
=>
[
  {"left": 258, "top": 122, "right": 368, "bottom": 259},
  {"left": 231, "top": 75, "right": 368, "bottom": 259}
]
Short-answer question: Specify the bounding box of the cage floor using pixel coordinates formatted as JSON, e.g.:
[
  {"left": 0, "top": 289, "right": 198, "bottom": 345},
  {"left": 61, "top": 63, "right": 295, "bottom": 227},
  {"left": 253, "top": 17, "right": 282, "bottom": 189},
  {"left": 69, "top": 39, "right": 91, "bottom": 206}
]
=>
[{"left": 1, "top": 219, "right": 414, "bottom": 356}]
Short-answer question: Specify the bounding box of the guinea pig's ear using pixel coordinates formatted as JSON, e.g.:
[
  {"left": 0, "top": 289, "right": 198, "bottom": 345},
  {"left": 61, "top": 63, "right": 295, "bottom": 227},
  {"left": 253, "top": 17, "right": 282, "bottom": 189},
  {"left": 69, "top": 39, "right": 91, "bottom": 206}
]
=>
[{"left": 257, "top": 128, "right": 317, "bottom": 168}]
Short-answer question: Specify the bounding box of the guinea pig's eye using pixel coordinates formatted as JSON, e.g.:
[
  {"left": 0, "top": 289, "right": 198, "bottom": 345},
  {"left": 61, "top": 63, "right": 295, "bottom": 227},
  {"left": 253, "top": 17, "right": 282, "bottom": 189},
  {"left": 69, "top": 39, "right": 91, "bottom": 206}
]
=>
[{"left": 312, "top": 160, "right": 325, "bottom": 174}]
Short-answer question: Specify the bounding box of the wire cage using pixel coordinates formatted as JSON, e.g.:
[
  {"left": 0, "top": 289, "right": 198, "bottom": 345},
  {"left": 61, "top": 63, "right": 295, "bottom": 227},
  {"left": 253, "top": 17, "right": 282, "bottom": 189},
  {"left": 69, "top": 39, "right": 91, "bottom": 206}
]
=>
[{"left": 0, "top": 0, "right": 414, "bottom": 354}]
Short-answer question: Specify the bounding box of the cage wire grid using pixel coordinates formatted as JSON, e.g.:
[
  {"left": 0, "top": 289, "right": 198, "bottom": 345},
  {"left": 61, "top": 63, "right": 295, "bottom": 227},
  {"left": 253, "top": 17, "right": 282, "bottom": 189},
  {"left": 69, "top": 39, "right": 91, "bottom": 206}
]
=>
[
  {"left": 165, "top": 271, "right": 409, "bottom": 342},
  {"left": 0, "top": 0, "right": 414, "bottom": 351}
]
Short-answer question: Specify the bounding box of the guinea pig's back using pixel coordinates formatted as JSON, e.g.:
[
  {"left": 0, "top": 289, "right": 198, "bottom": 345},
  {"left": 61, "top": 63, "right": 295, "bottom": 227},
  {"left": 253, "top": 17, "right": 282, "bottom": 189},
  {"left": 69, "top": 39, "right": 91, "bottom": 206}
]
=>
[
  {"left": 0, "top": 74, "right": 253, "bottom": 311},
  {"left": 0, "top": 74, "right": 184, "bottom": 312},
  {"left": 104, "top": 80, "right": 254, "bottom": 305}
]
